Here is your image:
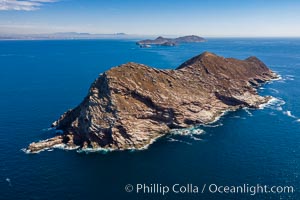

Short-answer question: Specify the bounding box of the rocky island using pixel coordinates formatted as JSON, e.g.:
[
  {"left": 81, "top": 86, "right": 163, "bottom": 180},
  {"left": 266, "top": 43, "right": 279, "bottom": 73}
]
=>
[
  {"left": 137, "top": 35, "right": 205, "bottom": 47},
  {"left": 27, "top": 52, "right": 277, "bottom": 153}
]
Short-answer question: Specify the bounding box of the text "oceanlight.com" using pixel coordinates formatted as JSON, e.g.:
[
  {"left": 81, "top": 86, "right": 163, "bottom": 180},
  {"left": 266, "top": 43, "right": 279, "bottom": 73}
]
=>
[{"left": 124, "top": 183, "right": 295, "bottom": 196}]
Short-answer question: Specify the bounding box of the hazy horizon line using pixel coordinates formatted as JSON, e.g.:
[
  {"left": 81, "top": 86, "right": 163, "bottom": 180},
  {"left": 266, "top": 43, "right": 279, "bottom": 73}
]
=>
[{"left": 0, "top": 32, "right": 299, "bottom": 39}]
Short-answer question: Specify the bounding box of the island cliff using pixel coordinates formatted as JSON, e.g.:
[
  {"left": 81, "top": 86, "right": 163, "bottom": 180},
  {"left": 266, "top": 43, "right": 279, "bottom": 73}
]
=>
[{"left": 27, "top": 52, "right": 277, "bottom": 153}]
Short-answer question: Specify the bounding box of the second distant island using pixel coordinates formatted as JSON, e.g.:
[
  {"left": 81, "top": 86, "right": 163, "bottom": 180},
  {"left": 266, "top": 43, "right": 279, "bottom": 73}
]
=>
[{"left": 136, "top": 35, "right": 205, "bottom": 47}]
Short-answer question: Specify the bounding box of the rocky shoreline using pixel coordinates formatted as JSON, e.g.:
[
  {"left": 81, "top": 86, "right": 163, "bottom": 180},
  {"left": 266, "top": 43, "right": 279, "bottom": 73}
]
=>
[{"left": 27, "top": 52, "right": 277, "bottom": 153}]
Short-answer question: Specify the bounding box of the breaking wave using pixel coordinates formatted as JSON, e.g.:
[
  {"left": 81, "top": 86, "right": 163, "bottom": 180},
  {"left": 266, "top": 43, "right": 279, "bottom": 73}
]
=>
[
  {"left": 259, "top": 96, "right": 285, "bottom": 111},
  {"left": 283, "top": 110, "right": 297, "bottom": 118},
  {"left": 170, "top": 128, "right": 204, "bottom": 136},
  {"left": 201, "top": 122, "right": 223, "bottom": 127},
  {"left": 42, "top": 127, "right": 55, "bottom": 131},
  {"left": 21, "top": 144, "right": 80, "bottom": 154},
  {"left": 259, "top": 96, "right": 299, "bottom": 122},
  {"left": 275, "top": 74, "right": 295, "bottom": 83},
  {"left": 272, "top": 74, "right": 282, "bottom": 81},
  {"left": 230, "top": 115, "right": 246, "bottom": 119},
  {"left": 77, "top": 147, "right": 113, "bottom": 154},
  {"left": 167, "top": 138, "right": 193, "bottom": 145},
  {"left": 268, "top": 88, "right": 279, "bottom": 94},
  {"left": 285, "top": 75, "right": 295, "bottom": 81},
  {"left": 168, "top": 127, "right": 205, "bottom": 143},
  {"left": 243, "top": 108, "right": 253, "bottom": 116}
]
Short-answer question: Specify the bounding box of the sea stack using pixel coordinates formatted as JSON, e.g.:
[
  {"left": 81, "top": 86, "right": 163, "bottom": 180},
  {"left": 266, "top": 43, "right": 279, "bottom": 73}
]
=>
[{"left": 27, "top": 52, "right": 277, "bottom": 153}]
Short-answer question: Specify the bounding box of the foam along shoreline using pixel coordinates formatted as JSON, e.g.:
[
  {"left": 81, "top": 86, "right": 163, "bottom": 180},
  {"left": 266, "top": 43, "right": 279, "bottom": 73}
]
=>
[
  {"left": 24, "top": 97, "right": 275, "bottom": 154},
  {"left": 24, "top": 92, "right": 277, "bottom": 154},
  {"left": 25, "top": 126, "right": 205, "bottom": 154},
  {"left": 259, "top": 96, "right": 282, "bottom": 110},
  {"left": 22, "top": 143, "right": 80, "bottom": 154}
]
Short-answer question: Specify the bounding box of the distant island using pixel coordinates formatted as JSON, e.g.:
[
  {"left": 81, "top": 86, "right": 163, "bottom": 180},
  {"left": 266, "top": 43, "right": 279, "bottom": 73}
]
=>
[
  {"left": 27, "top": 51, "right": 277, "bottom": 153},
  {"left": 136, "top": 35, "right": 206, "bottom": 47},
  {"left": 0, "top": 32, "right": 131, "bottom": 40}
]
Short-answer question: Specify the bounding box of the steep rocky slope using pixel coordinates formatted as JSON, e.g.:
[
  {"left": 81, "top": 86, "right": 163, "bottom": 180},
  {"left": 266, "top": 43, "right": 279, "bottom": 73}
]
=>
[{"left": 27, "top": 52, "right": 277, "bottom": 153}]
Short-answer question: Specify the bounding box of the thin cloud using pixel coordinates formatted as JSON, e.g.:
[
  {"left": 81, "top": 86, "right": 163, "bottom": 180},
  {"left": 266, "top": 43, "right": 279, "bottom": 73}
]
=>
[{"left": 0, "top": 0, "right": 57, "bottom": 11}]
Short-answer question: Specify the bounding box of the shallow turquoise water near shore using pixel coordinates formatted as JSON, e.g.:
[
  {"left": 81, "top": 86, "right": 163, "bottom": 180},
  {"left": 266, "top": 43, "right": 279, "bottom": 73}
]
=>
[{"left": 0, "top": 38, "right": 299, "bottom": 199}]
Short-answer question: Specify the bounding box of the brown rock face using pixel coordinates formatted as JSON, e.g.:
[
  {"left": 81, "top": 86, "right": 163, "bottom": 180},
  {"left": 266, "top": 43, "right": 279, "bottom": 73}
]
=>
[{"left": 27, "top": 52, "right": 277, "bottom": 153}]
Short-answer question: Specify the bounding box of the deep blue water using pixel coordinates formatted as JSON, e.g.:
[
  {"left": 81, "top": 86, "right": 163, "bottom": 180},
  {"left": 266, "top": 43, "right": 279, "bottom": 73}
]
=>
[{"left": 0, "top": 38, "right": 299, "bottom": 200}]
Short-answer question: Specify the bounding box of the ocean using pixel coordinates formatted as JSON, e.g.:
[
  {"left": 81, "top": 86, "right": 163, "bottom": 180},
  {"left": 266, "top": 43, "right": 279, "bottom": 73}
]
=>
[{"left": 0, "top": 38, "right": 299, "bottom": 200}]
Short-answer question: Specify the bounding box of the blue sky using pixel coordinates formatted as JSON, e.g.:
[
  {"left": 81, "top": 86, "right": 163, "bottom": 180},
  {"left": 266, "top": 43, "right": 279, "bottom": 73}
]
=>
[{"left": 0, "top": 0, "right": 300, "bottom": 37}]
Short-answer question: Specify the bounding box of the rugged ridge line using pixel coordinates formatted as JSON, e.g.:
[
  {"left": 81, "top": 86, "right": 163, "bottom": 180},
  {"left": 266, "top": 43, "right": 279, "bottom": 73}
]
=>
[{"left": 27, "top": 52, "right": 277, "bottom": 153}]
